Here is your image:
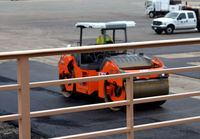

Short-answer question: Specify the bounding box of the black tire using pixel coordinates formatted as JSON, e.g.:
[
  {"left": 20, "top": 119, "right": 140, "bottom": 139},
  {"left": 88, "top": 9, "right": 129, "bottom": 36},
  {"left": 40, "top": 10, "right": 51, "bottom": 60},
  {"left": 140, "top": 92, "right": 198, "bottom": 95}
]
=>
[
  {"left": 155, "top": 30, "right": 163, "bottom": 34},
  {"left": 103, "top": 81, "right": 122, "bottom": 111},
  {"left": 149, "top": 12, "right": 155, "bottom": 18},
  {"left": 165, "top": 26, "right": 174, "bottom": 34},
  {"left": 59, "top": 70, "right": 76, "bottom": 98},
  {"left": 152, "top": 100, "right": 166, "bottom": 106},
  {"left": 197, "top": 27, "right": 200, "bottom": 32},
  {"left": 139, "top": 100, "right": 167, "bottom": 109}
]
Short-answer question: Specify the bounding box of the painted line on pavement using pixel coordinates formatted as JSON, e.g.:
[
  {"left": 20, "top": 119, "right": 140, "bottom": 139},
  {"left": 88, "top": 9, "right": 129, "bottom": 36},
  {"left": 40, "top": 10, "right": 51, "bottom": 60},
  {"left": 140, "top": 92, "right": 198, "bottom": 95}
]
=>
[
  {"left": 187, "top": 62, "right": 200, "bottom": 66},
  {"left": 155, "top": 52, "right": 200, "bottom": 59}
]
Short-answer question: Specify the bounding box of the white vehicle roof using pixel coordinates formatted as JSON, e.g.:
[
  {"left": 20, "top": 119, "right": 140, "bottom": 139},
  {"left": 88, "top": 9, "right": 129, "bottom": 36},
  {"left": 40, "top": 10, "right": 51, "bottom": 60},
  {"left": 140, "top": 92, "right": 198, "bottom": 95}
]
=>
[
  {"left": 171, "top": 10, "right": 195, "bottom": 13},
  {"left": 75, "top": 21, "right": 136, "bottom": 29}
]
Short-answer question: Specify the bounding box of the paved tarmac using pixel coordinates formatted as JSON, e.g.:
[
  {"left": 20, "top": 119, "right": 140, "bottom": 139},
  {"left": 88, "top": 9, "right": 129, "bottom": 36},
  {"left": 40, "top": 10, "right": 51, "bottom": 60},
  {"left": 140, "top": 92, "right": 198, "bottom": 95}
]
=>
[
  {"left": 0, "top": 60, "right": 200, "bottom": 139},
  {"left": 0, "top": 0, "right": 199, "bottom": 52}
]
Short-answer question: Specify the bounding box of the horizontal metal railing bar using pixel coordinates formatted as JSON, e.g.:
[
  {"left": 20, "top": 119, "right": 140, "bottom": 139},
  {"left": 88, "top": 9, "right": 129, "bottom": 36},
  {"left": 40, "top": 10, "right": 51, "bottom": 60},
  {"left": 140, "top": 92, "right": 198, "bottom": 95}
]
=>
[
  {"left": 51, "top": 127, "right": 129, "bottom": 139},
  {"left": 29, "top": 66, "right": 200, "bottom": 88},
  {"left": 30, "top": 100, "right": 128, "bottom": 118},
  {"left": 0, "top": 84, "right": 20, "bottom": 91},
  {"left": 0, "top": 114, "right": 21, "bottom": 122},
  {"left": 0, "top": 38, "right": 200, "bottom": 60},
  {"left": 30, "top": 90, "right": 200, "bottom": 118},
  {"left": 134, "top": 115, "right": 200, "bottom": 131},
  {"left": 134, "top": 90, "right": 200, "bottom": 104}
]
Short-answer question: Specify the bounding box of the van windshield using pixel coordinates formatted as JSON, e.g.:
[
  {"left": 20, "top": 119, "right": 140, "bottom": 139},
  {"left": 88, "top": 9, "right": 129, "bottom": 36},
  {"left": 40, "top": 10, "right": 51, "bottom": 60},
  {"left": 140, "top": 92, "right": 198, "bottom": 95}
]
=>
[{"left": 164, "top": 12, "right": 179, "bottom": 19}]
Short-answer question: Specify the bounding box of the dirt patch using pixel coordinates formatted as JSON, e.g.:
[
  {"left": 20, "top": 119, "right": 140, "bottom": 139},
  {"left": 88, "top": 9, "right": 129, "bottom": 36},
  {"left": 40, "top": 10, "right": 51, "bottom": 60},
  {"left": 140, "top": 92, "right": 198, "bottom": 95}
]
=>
[{"left": 0, "top": 122, "right": 45, "bottom": 139}]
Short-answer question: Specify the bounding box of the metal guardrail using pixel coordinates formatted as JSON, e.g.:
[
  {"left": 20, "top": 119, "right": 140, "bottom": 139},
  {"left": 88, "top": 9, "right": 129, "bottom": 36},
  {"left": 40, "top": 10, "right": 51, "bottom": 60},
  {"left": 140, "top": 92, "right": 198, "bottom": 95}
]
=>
[{"left": 0, "top": 38, "right": 200, "bottom": 139}]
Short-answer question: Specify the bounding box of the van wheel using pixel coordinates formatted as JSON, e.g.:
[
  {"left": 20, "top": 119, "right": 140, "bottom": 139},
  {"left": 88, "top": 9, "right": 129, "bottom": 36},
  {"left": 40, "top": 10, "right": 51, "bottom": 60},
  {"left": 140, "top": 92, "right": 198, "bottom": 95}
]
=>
[
  {"left": 149, "top": 12, "right": 155, "bottom": 18},
  {"left": 197, "top": 27, "right": 200, "bottom": 32},
  {"left": 165, "top": 26, "right": 174, "bottom": 34},
  {"left": 155, "top": 30, "right": 163, "bottom": 34}
]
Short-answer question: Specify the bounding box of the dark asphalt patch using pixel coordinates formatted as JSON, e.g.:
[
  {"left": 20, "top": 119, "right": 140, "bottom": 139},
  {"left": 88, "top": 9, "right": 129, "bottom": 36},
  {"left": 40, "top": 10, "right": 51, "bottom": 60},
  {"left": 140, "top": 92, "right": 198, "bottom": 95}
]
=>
[
  {"left": 142, "top": 44, "right": 200, "bottom": 79},
  {"left": 0, "top": 75, "right": 15, "bottom": 83},
  {"left": 0, "top": 61, "right": 200, "bottom": 138}
]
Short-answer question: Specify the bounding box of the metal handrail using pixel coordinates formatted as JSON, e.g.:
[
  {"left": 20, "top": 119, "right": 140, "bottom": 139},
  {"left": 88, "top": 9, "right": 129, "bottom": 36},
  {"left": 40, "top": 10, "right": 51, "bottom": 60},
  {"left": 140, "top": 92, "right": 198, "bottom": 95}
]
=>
[
  {"left": 0, "top": 38, "right": 199, "bottom": 139},
  {"left": 0, "top": 38, "right": 200, "bottom": 60}
]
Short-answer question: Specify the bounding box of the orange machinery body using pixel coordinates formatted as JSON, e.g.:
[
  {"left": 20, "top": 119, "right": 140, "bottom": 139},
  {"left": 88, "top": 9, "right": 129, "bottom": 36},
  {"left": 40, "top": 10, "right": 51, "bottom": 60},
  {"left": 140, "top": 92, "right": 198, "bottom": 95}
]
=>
[{"left": 59, "top": 54, "right": 167, "bottom": 102}]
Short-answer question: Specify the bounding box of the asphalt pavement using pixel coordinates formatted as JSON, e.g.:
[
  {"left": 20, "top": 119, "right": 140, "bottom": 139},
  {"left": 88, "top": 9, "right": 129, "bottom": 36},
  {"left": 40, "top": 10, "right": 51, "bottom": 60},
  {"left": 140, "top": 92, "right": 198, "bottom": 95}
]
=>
[
  {"left": 0, "top": 0, "right": 200, "bottom": 53},
  {"left": 141, "top": 44, "right": 200, "bottom": 79},
  {"left": 0, "top": 61, "right": 200, "bottom": 139}
]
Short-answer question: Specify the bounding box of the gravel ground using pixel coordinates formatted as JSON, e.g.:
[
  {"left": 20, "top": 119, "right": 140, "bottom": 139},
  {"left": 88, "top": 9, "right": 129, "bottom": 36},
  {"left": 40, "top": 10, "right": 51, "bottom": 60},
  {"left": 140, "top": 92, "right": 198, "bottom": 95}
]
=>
[{"left": 0, "top": 122, "right": 45, "bottom": 139}]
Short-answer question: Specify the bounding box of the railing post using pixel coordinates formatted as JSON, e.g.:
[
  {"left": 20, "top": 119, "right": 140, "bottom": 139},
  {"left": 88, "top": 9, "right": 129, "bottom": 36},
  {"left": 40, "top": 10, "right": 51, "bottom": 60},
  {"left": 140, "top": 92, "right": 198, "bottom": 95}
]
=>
[
  {"left": 126, "top": 76, "right": 134, "bottom": 139},
  {"left": 17, "top": 56, "right": 31, "bottom": 139}
]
